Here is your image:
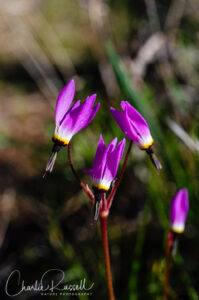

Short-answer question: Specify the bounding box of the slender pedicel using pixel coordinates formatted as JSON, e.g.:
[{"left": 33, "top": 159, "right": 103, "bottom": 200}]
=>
[
  {"left": 100, "top": 215, "right": 115, "bottom": 300},
  {"left": 164, "top": 230, "right": 174, "bottom": 300},
  {"left": 67, "top": 141, "right": 95, "bottom": 202}
]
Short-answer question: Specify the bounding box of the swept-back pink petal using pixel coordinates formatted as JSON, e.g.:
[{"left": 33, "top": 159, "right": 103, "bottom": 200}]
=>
[
  {"left": 121, "top": 101, "right": 148, "bottom": 127},
  {"left": 66, "top": 100, "right": 81, "bottom": 114},
  {"left": 73, "top": 103, "right": 100, "bottom": 135},
  {"left": 56, "top": 95, "right": 100, "bottom": 143},
  {"left": 58, "top": 96, "right": 90, "bottom": 136},
  {"left": 56, "top": 100, "right": 81, "bottom": 141},
  {"left": 89, "top": 134, "right": 108, "bottom": 181},
  {"left": 110, "top": 107, "right": 140, "bottom": 144},
  {"left": 103, "top": 139, "right": 126, "bottom": 183},
  {"left": 87, "top": 102, "right": 100, "bottom": 125},
  {"left": 58, "top": 100, "right": 81, "bottom": 131},
  {"left": 86, "top": 136, "right": 117, "bottom": 183},
  {"left": 55, "top": 79, "right": 75, "bottom": 126},
  {"left": 122, "top": 101, "right": 151, "bottom": 139},
  {"left": 66, "top": 94, "right": 99, "bottom": 136}
]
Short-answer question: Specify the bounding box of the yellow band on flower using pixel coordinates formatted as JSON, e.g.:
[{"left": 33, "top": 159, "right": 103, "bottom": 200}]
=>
[
  {"left": 139, "top": 139, "right": 154, "bottom": 150},
  {"left": 53, "top": 134, "right": 69, "bottom": 146},
  {"left": 171, "top": 227, "right": 184, "bottom": 234},
  {"left": 93, "top": 183, "right": 110, "bottom": 192}
]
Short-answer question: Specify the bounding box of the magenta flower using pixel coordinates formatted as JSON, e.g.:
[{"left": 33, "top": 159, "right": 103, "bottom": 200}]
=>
[
  {"left": 110, "top": 101, "right": 162, "bottom": 170},
  {"left": 85, "top": 135, "right": 126, "bottom": 191},
  {"left": 110, "top": 101, "right": 153, "bottom": 149},
  {"left": 170, "top": 189, "right": 189, "bottom": 233},
  {"left": 44, "top": 79, "right": 100, "bottom": 176},
  {"left": 85, "top": 135, "right": 126, "bottom": 220}
]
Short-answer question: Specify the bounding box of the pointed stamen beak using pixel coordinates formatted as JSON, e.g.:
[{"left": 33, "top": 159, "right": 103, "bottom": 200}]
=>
[
  {"left": 43, "top": 145, "right": 61, "bottom": 178},
  {"left": 94, "top": 192, "right": 102, "bottom": 221},
  {"left": 146, "top": 147, "right": 162, "bottom": 171}
]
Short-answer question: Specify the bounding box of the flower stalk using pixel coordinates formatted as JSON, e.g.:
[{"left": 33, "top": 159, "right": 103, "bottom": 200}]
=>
[
  {"left": 164, "top": 230, "right": 174, "bottom": 300},
  {"left": 68, "top": 135, "right": 129, "bottom": 299},
  {"left": 100, "top": 214, "right": 115, "bottom": 300},
  {"left": 164, "top": 188, "right": 189, "bottom": 299},
  {"left": 68, "top": 141, "right": 94, "bottom": 202}
]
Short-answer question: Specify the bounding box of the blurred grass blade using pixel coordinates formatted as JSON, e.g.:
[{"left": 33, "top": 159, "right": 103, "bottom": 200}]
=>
[{"left": 128, "top": 199, "right": 150, "bottom": 299}]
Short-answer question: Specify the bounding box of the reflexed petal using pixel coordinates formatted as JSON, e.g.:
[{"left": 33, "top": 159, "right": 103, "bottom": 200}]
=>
[
  {"left": 90, "top": 134, "right": 108, "bottom": 181},
  {"left": 106, "top": 137, "right": 118, "bottom": 153},
  {"left": 170, "top": 189, "right": 189, "bottom": 233},
  {"left": 73, "top": 103, "right": 100, "bottom": 135},
  {"left": 66, "top": 99, "right": 81, "bottom": 114},
  {"left": 86, "top": 136, "right": 117, "bottom": 185},
  {"left": 57, "top": 95, "right": 99, "bottom": 142},
  {"left": 55, "top": 100, "right": 81, "bottom": 134},
  {"left": 110, "top": 107, "right": 140, "bottom": 144},
  {"left": 123, "top": 102, "right": 151, "bottom": 141},
  {"left": 71, "top": 94, "right": 97, "bottom": 133},
  {"left": 55, "top": 80, "right": 75, "bottom": 126},
  {"left": 56, "top": 101, "right": 81, "bottom": 142},
  {"left": 62, "top": 94, "right": 98, "bottom": 137},
  {"left": 87, "top": 103, "right": 100, "bottom": 125},
  {"left": 121, "top": 101, "right": 148, "bottom": 129},
  {"left": 103, "top": 138, "right": 126, "bottom": 183},
  {"left": 121, "top": 101, "right": 152, "bottom": 144}
]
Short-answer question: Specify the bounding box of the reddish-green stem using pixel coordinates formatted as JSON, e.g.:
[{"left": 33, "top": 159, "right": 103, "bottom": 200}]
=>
[
  {"left": 107, "top": 140, "right": 133, "bottom": 210},
  {"left": 164, "top": 231, "right": 174, "bottom": 300},
  {"left": 102, "top": 192, "right": 108, "bottom": 211},
  {"left": 68, "top": 141, "right": 94, "bottom": 203},
  {"left": 100, "top": 216, "right": 115, "bottom": 300}
]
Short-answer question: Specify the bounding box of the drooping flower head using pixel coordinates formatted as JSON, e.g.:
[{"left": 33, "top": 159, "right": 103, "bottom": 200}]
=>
[
  {"left": 44, "top": 79, "right": 100, "bottom": 176},
  {"left": 170, "top": 188, "right": 189, "bottom": 234},
  {"left": 110, "top": 101, "right": 162, "bottom": 170},
  {"left": 85, "top": 135, "right": 126, "bottom": 220}
]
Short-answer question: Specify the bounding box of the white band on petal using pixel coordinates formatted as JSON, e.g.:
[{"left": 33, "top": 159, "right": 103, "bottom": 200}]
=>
[
  {"left": 139, "top": 134, "right": 154, "bottom": 149},
  {"left": 171, "top": 222, "right": 185, "bottom": 233},
  {"left": 92, "top": 177, "right": 111, "bottom": 191}
]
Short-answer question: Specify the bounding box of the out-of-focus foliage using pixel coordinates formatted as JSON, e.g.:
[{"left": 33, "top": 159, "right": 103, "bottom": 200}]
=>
[{"left": 0, "top": 0, "right": 199, "bottom": 299}]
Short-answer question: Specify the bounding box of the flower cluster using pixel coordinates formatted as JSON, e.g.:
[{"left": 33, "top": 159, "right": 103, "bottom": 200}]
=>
[
  {"left": 44, "top": 79, "right": 163, "bottom": 217},
  {"left": 44, "top": 79, "right": 190, "bottom": 228},
  {"left": 43, "top": 79, "right": 190, "bottom": 300}
]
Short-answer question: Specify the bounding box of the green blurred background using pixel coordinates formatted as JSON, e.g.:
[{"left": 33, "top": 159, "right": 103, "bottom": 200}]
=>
[{"left": 0, "top": 0, "right": 199, "bottom": 299}]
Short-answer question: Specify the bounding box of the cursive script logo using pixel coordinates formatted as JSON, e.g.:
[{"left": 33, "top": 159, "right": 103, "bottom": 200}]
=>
[{"left": 5, "top": 269, "right": 94, "bottom": 297}]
